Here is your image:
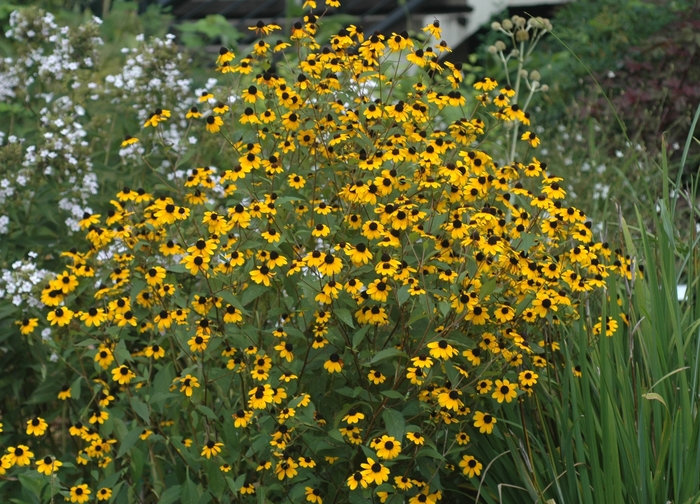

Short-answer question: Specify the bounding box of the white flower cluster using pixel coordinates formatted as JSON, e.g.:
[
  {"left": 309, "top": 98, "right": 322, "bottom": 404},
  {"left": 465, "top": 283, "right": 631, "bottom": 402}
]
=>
[
  {"left": 0, "top": 253, "right": 53, "bottom": 307},
  {"left": 105, "top": 34, "right": 197, "bottom": 160}
]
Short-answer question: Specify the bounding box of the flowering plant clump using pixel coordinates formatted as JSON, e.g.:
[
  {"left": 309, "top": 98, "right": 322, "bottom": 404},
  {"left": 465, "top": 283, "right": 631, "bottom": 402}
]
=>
[{"left": 2, "top": 5, "right": 638, "bottom": 503}]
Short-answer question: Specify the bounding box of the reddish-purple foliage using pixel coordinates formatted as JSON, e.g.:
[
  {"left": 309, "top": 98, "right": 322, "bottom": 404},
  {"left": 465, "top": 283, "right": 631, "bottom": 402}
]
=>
[{"left": 582, "top": 15, "right": 700, "bottom": 154}]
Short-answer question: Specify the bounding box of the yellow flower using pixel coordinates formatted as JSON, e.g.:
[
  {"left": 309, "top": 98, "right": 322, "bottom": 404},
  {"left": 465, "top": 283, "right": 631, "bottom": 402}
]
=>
[
  {"left": 347, "top": 471, "right": 368, "bottom": 490},
  {"left": 323, "top": 353, "right": 343, "bottom": 373},
  {"left": 176, "top": 374, "right": 200, "bottom": 397},
  {"left": 69, "top": 484, "right": 91, "bottom": 503},
  {"left": 305, "top": 487, "right": 323, "bottom": 503},
  {"left": 26, "top": 417, "right": 48, "bottom": 436},
  {"left": 521, "top": 131, "right": 541, "bottom": 147},
  {"left": 58, "top": 384, "right": 72, "bottom": 400},
  {"left": 96, "top": 488, "right": 113, "bottom": 501},
  {"left": 120, "top": 135, "right": 138, "bottom": 147},
  {"left": 360, "top": 457, "right": 390, "bottom": 485},
  {"left": 201, "top": 440, "right": 224, "bottom": 459},
  {"left": 111, "top": 365, "right": 136, "bottom": 385},
  {"left": 473, "top": 411, "right": 497, "bottom": 434},
  {"left": 206, "top": 115, "right": 224, "bottom": 133},
  {"left": 36, "top": 456, "right": 62, "bottom": 475},
  {"left": 275, "top": 457, "right": 298, "bottom": 480},
  {"left": 16, "top": 317, "right": 39, "bottom": 335},
  {"left": 459, "top": 454, "right": 482, "bottom": 478},
  {"left": 374, "top": 435, "right": 401, "bottom": 460},
  {"left": 367, "top": 370, "right": 386, "bottom": 385}
]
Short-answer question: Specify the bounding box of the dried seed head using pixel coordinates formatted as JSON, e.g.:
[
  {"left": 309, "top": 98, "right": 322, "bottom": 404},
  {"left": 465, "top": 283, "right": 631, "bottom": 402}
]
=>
[{"left": 515, "top": 29, "right": 530, "bottom": 42}]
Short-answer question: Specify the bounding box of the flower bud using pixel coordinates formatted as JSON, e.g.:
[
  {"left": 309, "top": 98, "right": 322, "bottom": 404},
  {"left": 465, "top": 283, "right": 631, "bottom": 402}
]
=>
[
  {"left": 529, "top": 17, "right": 544, "bottom": 30},
  {"left": 491, "top": 21, "right": 502, "bottom": 31},
  {"left": 515, "top": 29, "right": 530, "bottom": 42},
  {"left": 487, "top": 45, "right": 498, "bottom": 54},
  {"left": 541, "top": 84, "right": 549, "bottom": 92},
  {"left": 514, "top": 16, "right": 526, "bottom": 28},
  {"left": 501, "top": 19, "right": 513, "bottom": 30},
  {"left": 510, "top": 49, "right": 520, "bottom": 58},
  {"left": 529, "top": 70, "right": 541, "bottom": 81},
  {"left": 519, "top": 69, "right": 528, "bottom": 79},
  {"left": 494, "top": 41, "right": 507, "bottom": 52}
]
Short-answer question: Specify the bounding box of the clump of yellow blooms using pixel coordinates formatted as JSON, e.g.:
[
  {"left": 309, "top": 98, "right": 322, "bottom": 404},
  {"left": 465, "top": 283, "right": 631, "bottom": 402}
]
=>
[{"left": 6, "top": 4, "right": 637, "bottom": 502}]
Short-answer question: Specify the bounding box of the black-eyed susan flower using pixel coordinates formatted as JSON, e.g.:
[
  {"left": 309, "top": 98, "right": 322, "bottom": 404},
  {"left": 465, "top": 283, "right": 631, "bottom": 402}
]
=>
[
  {"left": 96, "top": 488, "right": 112, "bottom": 501},
  {"left": 188, "top": 334, "right": 210, "bottom": 353},
  {"left": 317, "top": 253, "right": 343, "bottom": 276},
  {"left": 232, "top": 409, "right": 253, "bottom": 428},
  {"left": 186, "top": 106, "right": 202, "bottom": 119},
  {"left": 69, "top": 484, "right": 91, "bottom": 503},
  {"left": 26, "top": 417, "right": 48, "bottom": 436},
  {"left": 144, "top": 344, "right": 165, "bottom": 360},
  {"left": 360, "top": 457, "right": 390, "bottom": 485},
  {"left": 36, "top": 455, "right": 62, "bottom": 475},
  {"left": 406, "top": 432, "right": 425, "bottom": 445},
  {"left": 250, "top": 265, "right": 275, "bottom": 286},
  {"left": 518, "top": 370, "right": 538, "bottom": 387},
  {"left": 476, "top": 379, "right": 493, "bottom": 395},
  {"left": 521, "top": 131, "right": 540, "bottom": 147},
  {"left": 341, "top": 410, "right": 364, "bottom": 424},
  {"left": 459, "top": 454, "right": 482, "bottom": 478},
  {"left": 437, "top": 389, "right": 463, "bottom": 411},
  {"left": 176, "top": 374, "right": 200, "bottom": 397},
  {"left": 374, "top": 435, "right": 401, "bottom": 460},
  {"left": 16, "top": 317, "right": 39, "bottom": 335},
  {"left": 248, "top": 384, "right": 274, "bottom": 409},
  {"left": 120, "top": 135, "right": 138, "bottom": 147},
  {"left": 206, "top": 115, "right": 224, "bottom": 133},
  {"left": 324, "top": 353, "right": 343, "bottom": 373},
  {"left": 367, "top": 370, "right": 386, "bottom": 385},
  {"left": 201, "top": 440, "right": 224, "bottom": 459},
  {"left": 47, "top": 306, "right": 73, "bottom": 326},
  {"left": 275, "top": 457, "right": 298, "bottom": 480},
  {"left": 57, "top": 384, "right": 72, "bottom": 400},
  {"left": 305, "top": 487, "right": 322, "bottom": 503},
  {"left": 427, "top": 339, "right": 458, "bottom": 360},
  {"left": 111, "top": 365, "right": 136, "bottom": 385},
  {"left": 240, "top": 483, "right": 256, "bottom": 495},
  {"left": 347, "top": 471, "right": 368, "bottom": 490},
  {"left": 473, "top": 411, "right": 496, "bottom": 434}
]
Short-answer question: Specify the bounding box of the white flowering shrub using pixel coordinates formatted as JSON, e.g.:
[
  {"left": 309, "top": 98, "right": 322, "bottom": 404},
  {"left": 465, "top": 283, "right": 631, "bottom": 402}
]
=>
[{"left": 0, "top": 8, "right": 204, "bottom": 470}]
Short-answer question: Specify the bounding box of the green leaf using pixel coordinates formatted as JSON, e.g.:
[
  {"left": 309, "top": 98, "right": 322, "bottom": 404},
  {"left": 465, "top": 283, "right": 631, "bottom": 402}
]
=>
[
  {"left": 196, "top": 405, "right": 218, "bottom": 421},
  {"left": 158, "top": 485, "right": 181, "bottom": 504},
  {"left": 480, "top": 276, "right": 497, "bottom": 299},
  {"left": 352, "top": 325, "right": 370, "bottom": 349},
  {"left": 381, "top": 390, "right": 405, "bottom": 400},
  {"left": 18, "top": 471, "right": 47, "bottom": 501},
  {"left": 114, "top": 339, "right": 132, "bottom": 363},
  {"left": 181, "top": 475, "right": 200, "bottom": 503},
  {"left": 130, "top": 397, "right": 150, "bottom": 423},
  {"left": 241, "top": 283, "right": 268, "bottom": 306},
  {"left": 370, "top": 348, "right": 407, "bottom": 364},
  {"left": 382, "top": 408, "right": 405, "bottom": 440},
  {"left": 225, "top": 474, "right": 246, "bottom": 494},
  {"left": 117, "top": 427, "right": 144, "bottom": 458},
  {"left": 70, "top": 375, "right": 82, "bottom": 400},
  {"left": 334, "top": 308, "right": 355, "bottom": 328},
  {"left": 398, "top": 284, "right": 411, "bottom": 306},
  {"left": 205, "top": 459, "right": 226, "bottom": 499}
]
